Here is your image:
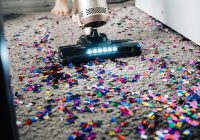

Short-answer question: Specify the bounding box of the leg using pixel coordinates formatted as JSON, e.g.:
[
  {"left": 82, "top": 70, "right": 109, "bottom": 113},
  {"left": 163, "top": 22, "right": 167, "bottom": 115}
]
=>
[
  {"left": 72, "top": 0, "right": 83, "bottom": 27},
  {"left": 51, "top": 0, "right": 71, "bottom": 16}
]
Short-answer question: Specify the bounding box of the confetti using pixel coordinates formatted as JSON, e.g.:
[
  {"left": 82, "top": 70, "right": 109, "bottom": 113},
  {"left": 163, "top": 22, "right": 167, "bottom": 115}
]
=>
[{"left": 6, "top": 6, "right": 200, "bottom": 140}]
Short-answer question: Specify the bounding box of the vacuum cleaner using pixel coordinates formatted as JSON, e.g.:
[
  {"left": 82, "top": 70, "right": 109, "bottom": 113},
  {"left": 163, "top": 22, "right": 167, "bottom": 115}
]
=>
[{"left": 58, "top": 0, "right": 142, "bottom": 65}]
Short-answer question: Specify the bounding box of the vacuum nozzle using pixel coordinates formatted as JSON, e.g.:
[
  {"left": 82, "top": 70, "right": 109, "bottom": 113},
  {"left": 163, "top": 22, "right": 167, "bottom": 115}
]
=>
[{"left": 58, "top": 29, "right": 142, "bottom": 65}]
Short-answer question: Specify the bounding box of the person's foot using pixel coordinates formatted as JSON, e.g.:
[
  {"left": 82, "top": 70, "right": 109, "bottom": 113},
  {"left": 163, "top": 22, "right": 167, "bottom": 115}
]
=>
[{"left": 51, "top": 0, "right": 71, "bottom": 16}]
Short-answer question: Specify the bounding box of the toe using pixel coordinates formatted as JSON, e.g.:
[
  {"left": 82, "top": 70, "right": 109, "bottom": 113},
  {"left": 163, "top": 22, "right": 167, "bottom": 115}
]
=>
[
  {"left": 57, "top": 11, "right": 61, "bottom": 15},
  {"left": 51, "top": 7, "right": 71, "bottom": 16},
  {"left": 51, "top": 8, "right": 55, "bottom": 13},
  {"left": 61, "top": 11, "right": 65, "bottom": 16},
  {"left": 63, "top": 11, "right": 69, "bottom": 16},
  {"left": 62, "top": 9, "right": 69, "bottom": 16},
  {"left": 51, "top": 8, "right": 59, "bottom": 15}
]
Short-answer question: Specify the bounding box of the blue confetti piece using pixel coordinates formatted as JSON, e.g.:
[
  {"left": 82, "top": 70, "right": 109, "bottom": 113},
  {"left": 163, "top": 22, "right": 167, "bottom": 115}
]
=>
[
  {"left": 121, "top": 101, "right": 130, "bottom": 107},
  {"left": 67, "top": 92, "right": 73, "bottom": 95},
  {"left": 82, "top": 126, "right": 93, "bottom": 133},
  {"left": 31, "top": 117, "right": 37, "bottom": 122},
  {"left": 111, "top": 117, "right": 117, "bottom": 123},
  {"left": 68, "top": 135, "right": 75, "bottom": 140},
  {"left": 135, "top": 98, "right": 142, "bottom": 103}
]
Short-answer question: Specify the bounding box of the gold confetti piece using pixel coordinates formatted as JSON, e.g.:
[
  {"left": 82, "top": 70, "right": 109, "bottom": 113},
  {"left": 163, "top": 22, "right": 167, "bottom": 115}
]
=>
[
  {"left": 157, "top": 108, "right": 162, "bottom": 111},
  {"left": 142, "top": 102, "right": 149, "bottom": 106},
  {"left": 153, "top": 137, "right": 160, "bottom": 140},
  {"left": 40, "top": 75, "right": 48, "bottom": 78},
  {"left": 182, "top": 109, "right": 187, "bottom": 113},
  {"left": 36, "top": 106, "right": 43, "bottom": 110},
  {"left": 176, "top": 122, "right": 182, "bottom": 128},
  {"left": 184, "top": 92, "right": 190, "bottom": 97},
  {"left": 148, "top": 115, "right": 155, "bottom": 120},
  {"left": 179, "top": 116, "right": 185, "bottom": 120},
  {"left": 109, "top": 131, "right": 115, "bottom": 136},
  {"left": 183, "top": 130, "right": 190, "bottom": 135},
  {"left": 46, "top": 91, "right": 50, "bottom": 94},
  {"left": 148, "top": 112, "right": 155, "bottom": 120},
  {"left": 163, "top": 105, "right": 169, "bottom": 108}
]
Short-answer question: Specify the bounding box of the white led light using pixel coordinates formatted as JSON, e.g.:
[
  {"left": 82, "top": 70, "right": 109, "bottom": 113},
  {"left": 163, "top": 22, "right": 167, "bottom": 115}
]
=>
[
  {"left": 93, "top": 49, "right": 97, "bottom": 54},
  {"left": 103, "top": 48, "right": 107, "bottom": 52},
  {"left": 112, "top": 46, "right": 118, "bottom": 51},
  {"left": 98, "top": 48, "right": 103, "bottom": 53},
  {"left": 87, "top": 49, "right": 92, "bottom": 54},
  {"left": 108, "top": 47, "right": 112, "bottom": 52}
]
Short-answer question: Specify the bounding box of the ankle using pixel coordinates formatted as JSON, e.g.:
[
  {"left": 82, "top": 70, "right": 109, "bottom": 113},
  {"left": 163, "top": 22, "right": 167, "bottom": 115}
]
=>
[{"left": 56, "top": 0, "right": 67, "bottom": 4}]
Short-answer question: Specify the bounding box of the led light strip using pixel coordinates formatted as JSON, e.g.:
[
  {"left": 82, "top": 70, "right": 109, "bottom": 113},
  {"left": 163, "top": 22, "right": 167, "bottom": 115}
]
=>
[{"left": 86, "top": 46, "right": 118, "bottom": 55}]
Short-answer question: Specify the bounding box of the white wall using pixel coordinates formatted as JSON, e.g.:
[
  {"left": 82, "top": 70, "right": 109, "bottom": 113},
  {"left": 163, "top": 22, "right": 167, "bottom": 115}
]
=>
[{"left": 136, "top": 0, "right": 200, "bottom": 45}]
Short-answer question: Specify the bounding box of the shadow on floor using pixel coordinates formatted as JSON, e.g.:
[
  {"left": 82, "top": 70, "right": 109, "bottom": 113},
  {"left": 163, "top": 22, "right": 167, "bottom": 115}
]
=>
[{"left": 3, "top": 14, "right": 26, "bottom": 22}]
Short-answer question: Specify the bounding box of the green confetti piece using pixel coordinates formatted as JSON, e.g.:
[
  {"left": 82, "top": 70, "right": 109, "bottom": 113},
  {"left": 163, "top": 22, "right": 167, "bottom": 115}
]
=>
[
  {"left": 196, "top": 78, "right": 200, "bottom": 83},
  {"left": 176, "top": 66, "right": 182, "bottom": 71},
  {"left": 187, "top": 111, "right": 192, "bottom": 116},
  {"left": 96, "top": 120, "right": 103, "bottom": 127},
  {"left": 191, "top": 114, "right": 198, "bottom": 119},
  {"left": 167, "top": 116, "right": 172, "bottom": 120},
  {"left": 108, "top": 82, "right": 113, "bottom": 85},
  {"left": 85, "top": 106, "right": 90, "bottom": 111},
  {"left": 97, "top": 92, "right": 102, "bottom": 97},
  {"left": 112, "top": 102, "right": 119, "bottom": 107},
  {"left": 52, "top": 85, "right": 59, "bottom": 89},
  {"left": 171, "top": 79, "right": 177, "bottom": 83},
  {"left": 124, "top": 74, "right": 128, "bottom": 78},
  {"left": 149, "top": 103, "right": 154, "bottom": 108},
  {"left": 166, "top": 84, "right": 172, "bottom": 88},
  {"left": 169, "top": 123, "right": 175, "bottom": 128}
]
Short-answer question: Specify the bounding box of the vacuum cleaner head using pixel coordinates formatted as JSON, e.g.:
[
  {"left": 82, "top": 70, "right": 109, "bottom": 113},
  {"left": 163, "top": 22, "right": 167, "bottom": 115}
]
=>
[
  {"left": 58, "top": 0, "right": 141, "bottom": 66},
  {"left": 58, "top": 29, "right": 141, "bottom": 65}
]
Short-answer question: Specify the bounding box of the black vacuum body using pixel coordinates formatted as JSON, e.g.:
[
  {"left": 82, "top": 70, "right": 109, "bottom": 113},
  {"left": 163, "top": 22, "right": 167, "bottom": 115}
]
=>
[{"left": 58, "top": 29, "right": 141, "bottom": 65}]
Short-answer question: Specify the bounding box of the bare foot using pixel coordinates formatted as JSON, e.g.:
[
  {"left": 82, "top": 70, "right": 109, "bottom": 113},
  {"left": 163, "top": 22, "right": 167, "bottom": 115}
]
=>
[{"left": 51, "top": 0, "right": 71, "bottom": 16}]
